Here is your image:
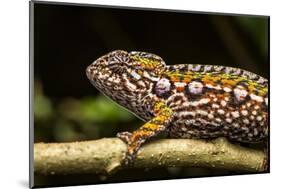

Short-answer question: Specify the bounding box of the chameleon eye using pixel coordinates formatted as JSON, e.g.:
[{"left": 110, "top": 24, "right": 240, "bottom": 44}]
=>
[
  {"left": 108, "top": 61, "right": 127, "bottom": 74},
  {"left": 111, "top": 65, "right": 126, "bottom": 74}
]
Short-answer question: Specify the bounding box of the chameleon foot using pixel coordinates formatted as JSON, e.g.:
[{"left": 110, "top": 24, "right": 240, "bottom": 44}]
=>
[
  {"left": 117, "top": 131, "right": 136, "bottom": 166},
  {"left": 122, "top": 152, "right": 136, "bottom": 166},
  {"left": 117, "top": 131, "right": 132, "bottom": 144},
  {"left": 117, "top": 102, "right": 173, "bottom": 166}
]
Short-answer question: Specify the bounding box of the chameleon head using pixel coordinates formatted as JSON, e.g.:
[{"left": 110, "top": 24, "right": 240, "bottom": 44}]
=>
[{"left": 86, "top": 50, "right": 166, "bottom": 115}]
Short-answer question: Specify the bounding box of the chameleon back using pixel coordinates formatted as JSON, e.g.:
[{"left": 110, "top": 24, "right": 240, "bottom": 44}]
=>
[{"left": 163, "top": 64, "right": 268, "bottom": 143}]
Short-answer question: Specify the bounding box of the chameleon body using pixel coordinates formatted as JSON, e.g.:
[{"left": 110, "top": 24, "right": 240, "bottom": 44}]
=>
[{"left": 86, "top": 50, "right": 268, "bottom": 164}]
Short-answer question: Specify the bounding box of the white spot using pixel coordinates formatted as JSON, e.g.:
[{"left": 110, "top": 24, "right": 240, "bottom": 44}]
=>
[
  {"left": 142, "top": 71, "right": 150, "bottom": 78},
  {"left": 181, "top": 98, "right": 210, "bottom": 108},
  {"left": 189, "top": 101, "right": 199, "bottom": 107},
  {"left": 188, "top": 130, "right": 195, "bottom": 134},
  {"left": 205, "top": 83, "right": 222, "bottom": 90},
  {"left": 185, "top": 120, "right": 196, "bottom": 125},
  {"left": 208, "top": 114, "right": 214, "bottom": 119},
  {"left": 233, "top": 123, "right": 240, "bottom": 128},
  {"left": 193, "top": 65, "right": 201, "bottom": 71},
  {"left": 137, "top": 80, "right": 146, "bottom": 88},
  {"left": 252, "top": 110, "right": 257, "bottom": 115},
  {"left": 215, "top": 118, "right": 222, "bottom": 123},
  {"left": 257, "top": 77, "right": 266, "bottom": 84},
  {"left": 250, "top": 93, "right": 264, "bottom": 103},
  {"left": 233, "top": 86, "right": 248, "bottom": 101},
  {"left": 178, "top": 111, "right": 196, "bottom": 117},
  {"left": 254, "top": 128, "right": 258, "bottom": 136},
  {"left": 217, "top": 109, "right": 225, "bottom": 115},
  {"left": 188, "top": 81, "right": 204, "bottom": 94},
  {"left": 265, "top": 97, "right": 268, "bottom": 106},
  {"left": 242, "top": 127, "right": 249, "bottom": 131},
  {"left": 174, "top": 82, "right": 186, "bottom": 88},
  {"left": 220, "top": 100, "right": 227, "bottom": 107},
  {"left": 212, "top": 103, "right": 220, "bottom": 109},
  {"left": 233, "top": 68, "right": 241, "bottom": 75},
  {"left": 204, "top": 65, "right": 212, "bottom": 72},
  {"left": 243, "top": 119, "right": 250, "bottom": 124},
  {"left": 205, "top": 84, "right": 214, "bottom": 89},
  {"left": 181, "top": 127, "right": 187, "bottom": 131},
  {"left": 224, "top": 97, "right": 230, "bottom": 101},
  {"left": 257, "top": 116, "right": 263, "bottom": 121},
  {"left": 210, "top": 122, "right": 220, "bottom": 127},
  {"left": 197, "top": 110, "right": 208, "bottom": 116},
  {"left": 114, "top": 77, "right": 121, "bottom": 83},
  {"left": 241, "top": 110, "right": 248, "bottom": 116},
  {"left": 226, "top": 118, "right": 232, "bottom": 123},
  {"left": 254, "top": 105, "right": 260, "bottom": 110},
  {"left": 197, "top": 118, "right": 209, "bottom": 125},
  {"left": 225, "top": 67, "right": 232, "bottom": 74},
  {"left": 107, "top": 76, "right": 114, "bottom": 83},
  {"left": 213, "top": 98, "right": 218, "bottom": 102},
  {"left": 200, "top": 98, "right": 210, "bottom": 104},
  {"left": 246, "top": 102, "right": 252, "bottom": 107},
  {"left": 231, "top": 111, "right": 240, "bottom": 118},
  {"left": 223, "top": 87, "right": 232, "bottom": 92},
  {"left": 250, "top": 115, "right": 255, "bottom": 120}
]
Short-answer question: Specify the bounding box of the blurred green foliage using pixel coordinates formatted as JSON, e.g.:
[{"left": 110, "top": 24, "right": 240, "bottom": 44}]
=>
[
  {"left": 34, "top": 80, "right": 53, "bottom": 121},
  {"left": 80, "top": 96, "right": 134, "bottom": 123},
  {"left": 34, "top": 79, "right": 137, "bottom": 143},
  {"left": 236, "top": 17, "right": 268, "bottom": 57}
]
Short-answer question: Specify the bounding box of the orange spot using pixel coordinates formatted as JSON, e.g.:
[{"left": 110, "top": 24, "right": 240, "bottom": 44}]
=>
[
  {"left": 171, "top": 77, "right": 180, "bottom": 82},
  {"left": 221, "top": 79, "right": 237, "bottom": 87},
  {"left": 176, "top": 86, "right": 185, "bottom": 92}
]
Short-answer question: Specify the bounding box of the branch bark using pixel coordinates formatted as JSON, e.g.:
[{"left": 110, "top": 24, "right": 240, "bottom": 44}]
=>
[{"left": 34, "top": 137, "right": 267, "bottom": 175}]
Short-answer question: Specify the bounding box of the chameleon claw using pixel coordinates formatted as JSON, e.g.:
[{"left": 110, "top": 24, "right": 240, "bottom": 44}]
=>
[
  {"left": 122, "top": 152, "right": 136, "bottom": 166},
  {"left": 117, "top": 132, "right": 141, "bottom": 166},
  {"left": 117, "top": 131, "right": 132, "bottom": 144}
]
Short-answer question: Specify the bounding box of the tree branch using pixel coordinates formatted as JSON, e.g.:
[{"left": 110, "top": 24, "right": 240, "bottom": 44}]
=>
[{"left": 34, "top": 138, "right": 267, "bottom": 175}]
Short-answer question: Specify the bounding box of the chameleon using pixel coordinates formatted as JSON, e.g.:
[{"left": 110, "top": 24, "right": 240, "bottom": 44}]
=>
[{"left": 86, "top": 50, "right": 268, "bottom": 165}]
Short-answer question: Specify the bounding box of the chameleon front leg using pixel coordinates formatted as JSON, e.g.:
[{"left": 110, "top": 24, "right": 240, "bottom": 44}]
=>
[{"left": 117, "top": 101, "right": 173, "bottom": 165}]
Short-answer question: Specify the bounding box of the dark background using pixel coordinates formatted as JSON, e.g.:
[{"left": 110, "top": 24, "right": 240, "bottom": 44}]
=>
[{"left": 33, "top": 1, "right": 269, "bottom": 188}]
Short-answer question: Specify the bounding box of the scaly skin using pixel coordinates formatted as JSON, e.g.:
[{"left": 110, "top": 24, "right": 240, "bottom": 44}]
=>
[{"left": 86, "top": 50, "right": 268, "bottom": 165}]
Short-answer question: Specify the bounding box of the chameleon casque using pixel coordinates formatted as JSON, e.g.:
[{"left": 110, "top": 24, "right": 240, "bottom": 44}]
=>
[{"left": 86, "top": 50, "right": 268, "bottom": 165}]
